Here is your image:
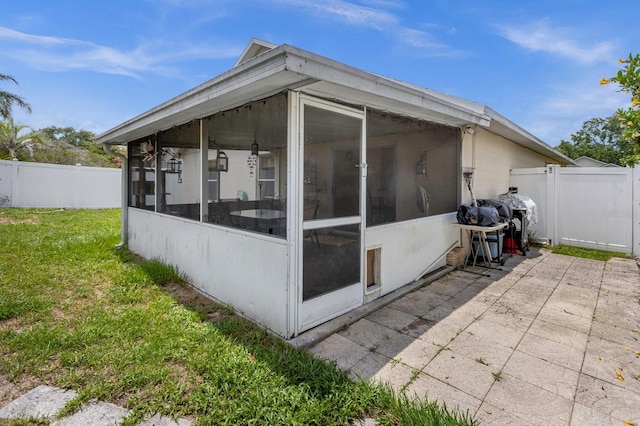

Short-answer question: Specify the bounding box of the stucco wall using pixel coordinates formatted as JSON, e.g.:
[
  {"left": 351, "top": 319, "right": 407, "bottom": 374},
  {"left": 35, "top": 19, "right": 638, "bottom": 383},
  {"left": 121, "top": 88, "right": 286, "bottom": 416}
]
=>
[
  {"left": 461, "top": 128, "right": 558, "bottom": 202},
  {"left": 365, "top": 212, "right": 459, "bottom": 296},
  {"left": 127, "top": 208, "right": 291, "bottom": 337}
]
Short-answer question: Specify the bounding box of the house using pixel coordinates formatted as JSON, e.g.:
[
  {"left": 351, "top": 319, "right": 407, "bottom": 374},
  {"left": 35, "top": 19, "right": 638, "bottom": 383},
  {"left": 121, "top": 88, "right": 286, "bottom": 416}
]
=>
[
  {"left": 571, "top": 155, "right": 622, "bottom": 168},
  {"left": 97, "top": 39, "right": 572, "bottom": 339}
]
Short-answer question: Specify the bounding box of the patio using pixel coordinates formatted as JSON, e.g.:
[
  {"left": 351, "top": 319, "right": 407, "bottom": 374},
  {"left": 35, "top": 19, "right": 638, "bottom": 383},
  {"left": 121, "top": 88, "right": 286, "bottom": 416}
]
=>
[{"left": 309, "top": 248, "right": 640, "bottom": 425}]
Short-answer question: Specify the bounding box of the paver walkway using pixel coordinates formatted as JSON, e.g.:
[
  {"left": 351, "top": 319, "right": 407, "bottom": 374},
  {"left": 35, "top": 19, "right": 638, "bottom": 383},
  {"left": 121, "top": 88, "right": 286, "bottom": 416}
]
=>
[
  {"left": 0, "top": 384, "right": 191, "bottom": 425},
  {"left": 310, "top": 249, "right": 640, "bottom": 425}
]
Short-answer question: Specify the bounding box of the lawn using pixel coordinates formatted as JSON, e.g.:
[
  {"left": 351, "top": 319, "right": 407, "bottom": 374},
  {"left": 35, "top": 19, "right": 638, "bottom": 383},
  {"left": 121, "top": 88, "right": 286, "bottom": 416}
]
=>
[
  {"left": 0, "top": 209, "right": 474, "bottom": 425},
  {"left": 551, "top": 244, "right": 628, "bottom": 262}
]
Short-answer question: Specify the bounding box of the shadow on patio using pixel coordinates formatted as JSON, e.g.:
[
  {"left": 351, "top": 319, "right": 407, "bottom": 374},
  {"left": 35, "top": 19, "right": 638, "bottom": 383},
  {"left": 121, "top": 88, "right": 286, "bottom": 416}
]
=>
[{"left": 307, "top": 248, "right": 640, "bottom": 425}]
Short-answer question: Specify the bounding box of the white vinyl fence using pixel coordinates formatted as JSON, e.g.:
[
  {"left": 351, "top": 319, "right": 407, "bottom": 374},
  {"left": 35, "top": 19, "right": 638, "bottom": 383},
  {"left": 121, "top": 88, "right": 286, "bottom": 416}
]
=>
[
  {"left": 0, "top": 160, "right": 121, "bottom": 209},
  {"left": 511, "top": 165, "right": 639, "bottom": 256}
]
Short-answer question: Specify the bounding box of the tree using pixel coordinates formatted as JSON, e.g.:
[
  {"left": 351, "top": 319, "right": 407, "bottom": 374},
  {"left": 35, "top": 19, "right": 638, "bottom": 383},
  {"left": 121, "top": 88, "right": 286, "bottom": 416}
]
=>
[
  {"left": 0, "top": 74, "right": 31, "bottom": 119},
  {"left": 601, "top": 53, "right": 640, "bottom": 165},
  {"left": 556, "top": 114, "right": 634, "bottom": 166},
  {"left": 40, "top": 126, "right": 96, "bottom": 149},
  {"left": 34, "top": 125, "right": 122, "bottom": 168},
  {"left": 0, "top": 117, "right": 44, "bottom": 160}
]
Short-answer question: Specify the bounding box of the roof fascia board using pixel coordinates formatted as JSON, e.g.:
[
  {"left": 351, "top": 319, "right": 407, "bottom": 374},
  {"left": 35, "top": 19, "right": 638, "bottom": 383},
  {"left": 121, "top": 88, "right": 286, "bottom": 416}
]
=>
[
  {"left": 484, "top": 107, "right": 574, "bottom": 165},
  {"left": 97, "top": 46, "right": 291, "bottom": 144},
  {"left": 281, "top": 45, "right": 491, "bottom": 127}
]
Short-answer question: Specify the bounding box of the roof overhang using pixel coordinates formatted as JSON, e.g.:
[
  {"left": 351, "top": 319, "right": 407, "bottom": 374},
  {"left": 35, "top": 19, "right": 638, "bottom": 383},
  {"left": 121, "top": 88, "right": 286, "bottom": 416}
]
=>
[
  {"left": 97, "top": 44, "right": 491, "bottom": 145},
  {"left": 96, "top": 41, "right": 572, "bottom": 165},
  {"left": 484, "top": 107, "right": 574, "bottom": 165}
]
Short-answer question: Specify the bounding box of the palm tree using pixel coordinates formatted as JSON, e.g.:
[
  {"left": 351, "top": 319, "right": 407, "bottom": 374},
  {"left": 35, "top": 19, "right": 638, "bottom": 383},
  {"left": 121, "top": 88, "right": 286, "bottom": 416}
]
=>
[
  {"left": 0, "top": 117, "right": 44, "bottom": 160},
  {"left": 0, "top": 73, "right": 31, "bottom": 119}
]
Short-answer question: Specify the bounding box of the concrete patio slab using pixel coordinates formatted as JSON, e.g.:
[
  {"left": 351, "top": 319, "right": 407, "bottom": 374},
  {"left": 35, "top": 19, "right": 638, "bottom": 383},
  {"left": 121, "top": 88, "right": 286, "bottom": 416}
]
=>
[
  {"left": 574, "top": 373, "right": 640, "bottom": 423},
  {"left": 307, "top": 248, "right": 640, "bottom": 425},
  {"left": 0, "top": 385, "right": 194, "bottom": 426},
  {"left": 365, "top": 305, "right": 418, "bottom": 331},
  {"left": 362, "top": 357, "right": 417, "bottom": 389},
  {"left": 139, "top": 413, "right": 192, "bottom": 426},
  {"left": 401, "top": 317, "right": 460, "bottom": 346},
  {"left": 447, "top": 331, "right": 513, "bottom": 370},
  {"left": 307, "top": 333, "right": 370, "bottom": 372},
  {"left": 423, "top": 351, "right": 496, "bottom": 400},
  {"left": 527, "top": 318, "right": 589, "bottom": 350},
  {"left": 515, "top": 332, "right": 585, "bottom": 371},
  {"left": 0, "top": 385, "right": 77, "bottom": 421},
  {"left": 502, "top": 350, "right": 579, "bottom": 400},
  {"left": 52, "top": 400, "right": 129, "bottom": 426},
  {"left": 483, "top": 374, "right": 573, "bottom": 426},
  {"left": 405, "top": 371, "right": 482, "bottom": 416}
]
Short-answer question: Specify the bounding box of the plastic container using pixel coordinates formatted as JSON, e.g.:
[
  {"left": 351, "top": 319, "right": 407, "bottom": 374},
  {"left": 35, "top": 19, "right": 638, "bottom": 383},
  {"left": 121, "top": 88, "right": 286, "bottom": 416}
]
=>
[{"left": 473, "top": 232, "right": 504, "bottom": 260}]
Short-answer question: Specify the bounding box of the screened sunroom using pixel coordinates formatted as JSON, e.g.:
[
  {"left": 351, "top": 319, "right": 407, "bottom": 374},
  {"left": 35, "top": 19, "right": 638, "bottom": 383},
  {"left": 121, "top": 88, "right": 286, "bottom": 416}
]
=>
[{"left": 99, "top": 40, "right": 567, "bottom": 338}]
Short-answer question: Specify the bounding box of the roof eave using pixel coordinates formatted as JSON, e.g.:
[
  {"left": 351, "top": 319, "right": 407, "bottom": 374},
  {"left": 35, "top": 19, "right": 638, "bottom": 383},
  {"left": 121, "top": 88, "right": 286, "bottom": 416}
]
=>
[
  {"left": 97, "top": 45, "right": 292, "bottom": 144},
  {"left": 484, "top": 107, "right": 575, "bottom": 165},
  {"left": 98, "top": 43, "right": 493, "bottom": 145},
  {"left": 281, "top": 45, "right": 491, "bottom": 127}
]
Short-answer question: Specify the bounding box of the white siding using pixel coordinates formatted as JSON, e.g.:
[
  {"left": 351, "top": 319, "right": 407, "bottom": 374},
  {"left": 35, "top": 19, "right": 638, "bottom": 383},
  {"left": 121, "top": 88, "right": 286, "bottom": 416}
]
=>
[
  {"left": 127, "top": 208, "right": 291, "bottom": 337},
  {"left": 365, "top": 212, "right": 459, "bottom": 295},
  {"left": 461, "top": 128, "right": 556, "bottom": 202}
]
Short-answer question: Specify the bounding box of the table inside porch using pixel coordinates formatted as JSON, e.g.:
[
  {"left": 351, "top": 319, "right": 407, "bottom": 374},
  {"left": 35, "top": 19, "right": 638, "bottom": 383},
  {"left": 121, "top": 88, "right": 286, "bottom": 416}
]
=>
[{"left": 229, "top": 209, "right": 286, "bottom": 235}]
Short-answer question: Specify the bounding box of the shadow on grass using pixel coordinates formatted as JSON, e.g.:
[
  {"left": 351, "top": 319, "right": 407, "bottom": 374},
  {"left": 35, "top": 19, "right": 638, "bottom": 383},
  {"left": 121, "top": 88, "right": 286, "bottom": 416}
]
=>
[
  {"left": 112, "top": 246, "right": 357, "bottom": 394},
  {"left": 111, "top": 245, "right": 476, "bottom": 425}
]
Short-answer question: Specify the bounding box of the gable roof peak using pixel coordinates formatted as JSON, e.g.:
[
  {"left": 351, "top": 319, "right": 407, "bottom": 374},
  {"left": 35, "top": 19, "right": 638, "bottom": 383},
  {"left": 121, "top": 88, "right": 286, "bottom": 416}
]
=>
[{"left": 234, "top": 38, "right": 278, "bottom": 68}]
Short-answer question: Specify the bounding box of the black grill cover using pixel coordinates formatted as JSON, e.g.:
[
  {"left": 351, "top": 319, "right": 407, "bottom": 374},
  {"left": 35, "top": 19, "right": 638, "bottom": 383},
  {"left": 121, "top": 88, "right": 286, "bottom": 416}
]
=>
[
  {"left": 477, "top": 199, "right": 512, "bottom": 222},
  {"left": 456, "top": 204, "right": 500, "bottom": 226}
]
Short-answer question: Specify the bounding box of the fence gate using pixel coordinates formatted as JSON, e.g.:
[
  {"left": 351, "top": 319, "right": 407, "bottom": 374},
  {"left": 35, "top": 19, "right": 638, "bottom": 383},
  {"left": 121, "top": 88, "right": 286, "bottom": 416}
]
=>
[{"left": 510, "top": 165, "right": 638, "bottom": 256}]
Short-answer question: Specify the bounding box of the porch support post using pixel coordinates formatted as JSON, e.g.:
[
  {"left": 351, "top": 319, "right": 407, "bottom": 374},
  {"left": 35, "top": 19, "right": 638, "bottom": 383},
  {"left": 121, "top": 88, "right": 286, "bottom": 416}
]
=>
[
  {"left": 200, "top": 119, "right": 208, "bottom": 222},
  {"left": 287, "top": 90, "right": 300, "bottom": 338}
]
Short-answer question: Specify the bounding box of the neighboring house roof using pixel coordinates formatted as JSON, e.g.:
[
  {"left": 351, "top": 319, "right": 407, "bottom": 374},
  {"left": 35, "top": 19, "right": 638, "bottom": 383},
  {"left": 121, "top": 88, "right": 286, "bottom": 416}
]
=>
[
  {"left": 97, "top": 40, "right": 572, "bottom": 165},
  {"left": 572, "top": 156, "right": 621, "bottom": 167}
]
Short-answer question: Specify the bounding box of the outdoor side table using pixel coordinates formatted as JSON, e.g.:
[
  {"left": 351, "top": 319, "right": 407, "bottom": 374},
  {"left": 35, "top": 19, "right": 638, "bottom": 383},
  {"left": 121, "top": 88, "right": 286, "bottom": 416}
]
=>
[{"left": 454, "top": 222, "right": 509, "bottom": 269}]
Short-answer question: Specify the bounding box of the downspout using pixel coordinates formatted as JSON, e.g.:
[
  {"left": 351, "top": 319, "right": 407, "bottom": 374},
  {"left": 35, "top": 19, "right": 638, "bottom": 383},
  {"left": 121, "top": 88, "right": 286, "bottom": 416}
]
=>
[{"left": 103, "top": 143, "right": 128, "bottom": 248}]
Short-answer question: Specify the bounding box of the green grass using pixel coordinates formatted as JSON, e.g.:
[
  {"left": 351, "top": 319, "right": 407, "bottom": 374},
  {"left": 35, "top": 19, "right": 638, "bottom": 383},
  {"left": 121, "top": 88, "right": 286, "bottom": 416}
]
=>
[
  {"left": 0, "top": 209, "right": 475, "bottom": 425},
  {"left": 551, "top": 244, "right": 628, "bottom": 261}
]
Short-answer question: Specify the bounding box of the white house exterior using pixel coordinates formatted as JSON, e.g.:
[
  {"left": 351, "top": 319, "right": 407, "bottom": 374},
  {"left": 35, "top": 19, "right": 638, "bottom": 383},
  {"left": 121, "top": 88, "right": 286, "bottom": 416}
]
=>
[{"left": 97, "top": 39, "right": 571, "bottom": 338}]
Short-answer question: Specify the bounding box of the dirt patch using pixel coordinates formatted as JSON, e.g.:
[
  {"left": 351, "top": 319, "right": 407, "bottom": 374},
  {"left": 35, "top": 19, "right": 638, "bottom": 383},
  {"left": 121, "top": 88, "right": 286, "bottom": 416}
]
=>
[
  {"left": 0, "top": 374, "right": 43, "bottom": 411},
  {"left": 0, "top": 217, "right": 37, "bottom": 225},
  {"left": 164, "top": 282, "right": 231, "bottom": 323}
]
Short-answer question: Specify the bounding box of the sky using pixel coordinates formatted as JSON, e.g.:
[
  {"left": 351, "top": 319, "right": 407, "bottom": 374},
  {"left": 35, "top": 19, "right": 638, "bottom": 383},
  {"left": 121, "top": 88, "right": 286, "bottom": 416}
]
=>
[{"left": 0, "top": 0, "right": 637, "bottom": 147}]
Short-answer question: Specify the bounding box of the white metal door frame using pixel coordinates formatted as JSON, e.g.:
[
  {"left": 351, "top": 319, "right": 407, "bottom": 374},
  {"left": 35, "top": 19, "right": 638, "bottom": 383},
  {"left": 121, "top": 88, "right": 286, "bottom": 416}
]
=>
[{"left": 296, "top": 95, "right": 366, "bottom": 334}]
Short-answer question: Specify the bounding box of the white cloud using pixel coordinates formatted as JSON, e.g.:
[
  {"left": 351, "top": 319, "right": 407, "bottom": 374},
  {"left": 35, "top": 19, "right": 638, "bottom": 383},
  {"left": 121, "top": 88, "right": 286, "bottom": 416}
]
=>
[
  {"left": 358, "top": 0, "right": 406, "bottom": 10},
  {"left": 272, "top": 0, "right": 397, "bottom": 29},
  {"left": 0, "top": 26, "right": 88, "bottom": 47},
  {"left": 497, "top": 19, "right": 615, "bottom": 64},
  {"left": 395, "top": 28, "right": 466, "bottom": 57},
  {"left": 0, "top": 26, "right": 240, "bottom": 78},
  {"left": 271, "top": 0, "right": 462, "bottom": 56},
  {"left": 523, "top": 79, "right": 627, "bottom": 144}
]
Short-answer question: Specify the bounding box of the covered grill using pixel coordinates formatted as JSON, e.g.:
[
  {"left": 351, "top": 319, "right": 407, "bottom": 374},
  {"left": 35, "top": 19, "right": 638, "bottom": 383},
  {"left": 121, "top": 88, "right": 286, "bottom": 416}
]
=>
[{"left": 498, "top": 188, "right": 537, "bottom": 254}]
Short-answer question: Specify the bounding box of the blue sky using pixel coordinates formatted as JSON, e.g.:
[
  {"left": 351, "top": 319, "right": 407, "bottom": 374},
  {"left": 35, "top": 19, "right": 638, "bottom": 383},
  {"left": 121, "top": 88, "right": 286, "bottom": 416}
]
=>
[{"left": 0, "top": 0, "right": 636, "bottom": 146}]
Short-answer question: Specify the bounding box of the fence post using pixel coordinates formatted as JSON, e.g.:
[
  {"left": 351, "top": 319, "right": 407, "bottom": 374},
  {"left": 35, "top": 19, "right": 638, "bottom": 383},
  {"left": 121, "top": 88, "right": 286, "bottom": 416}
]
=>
[
  {"left": 546, "top": 165, "right": 558, "bottom": 246},
  {"left": 74, "top": 163, "right": 82, "bottom": 209},
  {"left": 11, "top": 159, "right": 19, "bottom": 207},
  {"left": 633, "top": 166, "right": 640, "bottom": 257}
]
